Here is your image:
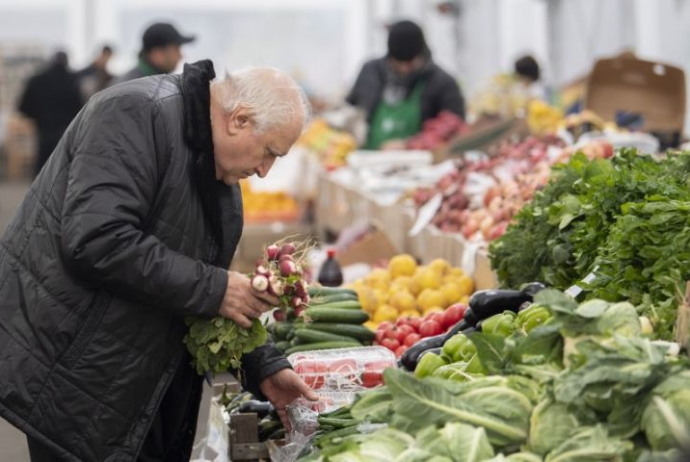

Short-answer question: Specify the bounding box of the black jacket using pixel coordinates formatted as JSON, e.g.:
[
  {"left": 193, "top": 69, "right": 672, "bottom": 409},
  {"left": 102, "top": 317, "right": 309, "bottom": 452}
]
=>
[
  {"left": 18, "top": 63, "right": 83, "bottom": 132},
  {"left": 0, "top": 60, "right": 289, "bottom": 461},
  {"left": 346, "top": 57, "right": 465, "bottom": 123}
]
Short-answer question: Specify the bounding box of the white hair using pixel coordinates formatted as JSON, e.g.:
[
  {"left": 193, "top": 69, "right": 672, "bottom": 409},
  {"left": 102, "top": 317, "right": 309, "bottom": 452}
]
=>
[{"left": 211, "top": 67, "right": 312, "bottom": 133}]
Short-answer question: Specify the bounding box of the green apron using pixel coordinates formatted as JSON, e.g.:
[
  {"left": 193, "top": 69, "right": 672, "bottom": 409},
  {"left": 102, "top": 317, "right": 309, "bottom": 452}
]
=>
[{"left": 366, "top": 82, "right": 425, "bottom": 150}]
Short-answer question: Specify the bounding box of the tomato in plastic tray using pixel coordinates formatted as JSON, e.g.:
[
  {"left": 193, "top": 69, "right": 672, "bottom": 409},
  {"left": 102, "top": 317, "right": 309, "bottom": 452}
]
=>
[{"left": 288, "top": 346, "right": 396, "bottom": 391}]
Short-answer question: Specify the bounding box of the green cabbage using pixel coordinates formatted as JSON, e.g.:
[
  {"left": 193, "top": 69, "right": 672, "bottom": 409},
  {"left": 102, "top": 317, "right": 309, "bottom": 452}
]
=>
[{"left": 641, "top": 371, "right": 690, "bottom": 451}]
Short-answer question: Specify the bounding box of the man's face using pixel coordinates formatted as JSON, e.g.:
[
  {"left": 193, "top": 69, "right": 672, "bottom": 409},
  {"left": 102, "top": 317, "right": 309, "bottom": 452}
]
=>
[
  {"left": 212, "top": 107, "right": 302, "bottom": 185},
  {"left": 389, "top": 55, "right": 425, "bottom": 77},
  {"left": 150, "top": 44, "right": 183, "bottom": 73}
]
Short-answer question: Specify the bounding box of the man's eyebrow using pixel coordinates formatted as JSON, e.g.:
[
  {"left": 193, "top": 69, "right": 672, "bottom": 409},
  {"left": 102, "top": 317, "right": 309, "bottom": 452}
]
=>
[{"left": 268, "top": 146, "right": 287, "bottom": 157}]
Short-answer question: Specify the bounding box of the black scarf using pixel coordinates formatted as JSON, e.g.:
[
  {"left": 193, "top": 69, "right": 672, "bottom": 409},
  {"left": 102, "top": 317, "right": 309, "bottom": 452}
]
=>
[{"left": 180, "top": 60, "right": 223, "bottom": 264}]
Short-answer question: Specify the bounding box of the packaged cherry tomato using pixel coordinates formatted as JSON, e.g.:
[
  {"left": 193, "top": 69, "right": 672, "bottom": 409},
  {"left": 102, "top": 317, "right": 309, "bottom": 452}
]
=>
[{"left": 288, "top": 346, "right": 396, "bottom": 392}]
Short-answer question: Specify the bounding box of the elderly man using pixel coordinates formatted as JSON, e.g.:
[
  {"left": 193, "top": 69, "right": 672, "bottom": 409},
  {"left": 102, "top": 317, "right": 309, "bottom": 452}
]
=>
[{"left": 0, "top": 60, "right": 315, "bottom": 461}]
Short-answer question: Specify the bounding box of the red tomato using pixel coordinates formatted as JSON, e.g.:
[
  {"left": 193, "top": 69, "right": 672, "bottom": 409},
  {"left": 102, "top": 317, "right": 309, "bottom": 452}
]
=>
[
  {"left": 395, "top": 325, "right": 415, "bottom": 343},
  {"left": 443, "top": 303, "right": 467, "bottom": 329},
  {"left": 361, "top": 370, "right": 383, "bottom": 388},
  {"left": 383, "top": 328, "right": 398, "bottom": 340},
  {"left": 406, "top": 317, "right": 423, "bottom": 333},
  {"left": 426, "top": 312, "right": 445, "bottom": 327},
  {"left": 329, "top": 359, "right": 357, "bottom": 379},
  {"left": 403, "top": 333, "right": 422, "bottom": 347},
  {"left": 394, "top": 345, "right": 409, "bottom": 357},
  {"left": 380, "top": 338, "right": 400, "bottom": 351},
  {"left": 375, "top": 329, "right": 386, "bottom": 343},
  {"left": 294, "top": 360, "right": 328, "bottom": 389},
  {"left": 396, "top": 317, "right": 411, "bottom": 327},
  {"left": 378, "top": 321, "right": 393, "bottom": 331},
  {"left": 419, "top": 320, "right": 442, "bottom": 338}
]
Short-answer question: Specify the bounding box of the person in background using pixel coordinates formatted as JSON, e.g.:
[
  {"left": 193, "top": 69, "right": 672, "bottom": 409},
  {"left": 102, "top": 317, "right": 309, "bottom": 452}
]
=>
[
  {"left": 18, "top": 51, "right": 83, "bottom": 177},
  {"left": 514, "top": 54, "right": 547, "bottom": 101},
  {"left": 112, "top": 22, "right": 195, "bottom": 85},
  {"left": 77, "top": 45, "right": 114, "bottom": 99},
  {"left": 346, "top": 19, "right": 465, "bottom": 150}
]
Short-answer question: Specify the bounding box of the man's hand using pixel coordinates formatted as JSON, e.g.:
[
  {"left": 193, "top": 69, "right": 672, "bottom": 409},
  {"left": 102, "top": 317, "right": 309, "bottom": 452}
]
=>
[
  {"left": 260, "top": 368, "right": 318, "bottom": 430},
  {"left": 218, "top": 271, "right": 280, "bottom": 328}
]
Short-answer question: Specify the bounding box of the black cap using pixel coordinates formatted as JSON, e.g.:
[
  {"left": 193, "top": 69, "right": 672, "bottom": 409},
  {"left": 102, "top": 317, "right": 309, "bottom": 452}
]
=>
[
  {"left": 387, "top": 20, "right": 427, "bottom": 62},
  {"left": 142, "top": 22, "right": 195, "bottom": 51}
]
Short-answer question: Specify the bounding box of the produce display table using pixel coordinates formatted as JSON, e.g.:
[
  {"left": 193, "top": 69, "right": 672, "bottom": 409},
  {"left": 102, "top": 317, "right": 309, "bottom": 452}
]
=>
[{"left": 315, "top": 170, "right": 500, "bottom": 288}]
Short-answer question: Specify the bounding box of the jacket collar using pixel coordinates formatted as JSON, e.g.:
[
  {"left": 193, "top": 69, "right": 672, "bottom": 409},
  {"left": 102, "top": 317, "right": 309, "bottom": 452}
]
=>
[
  {"left": 180, "top": 60, "right": 216, "bottom": 154},
  {"left": 179, "top": 60, "right": 224, "bottom": 263}
]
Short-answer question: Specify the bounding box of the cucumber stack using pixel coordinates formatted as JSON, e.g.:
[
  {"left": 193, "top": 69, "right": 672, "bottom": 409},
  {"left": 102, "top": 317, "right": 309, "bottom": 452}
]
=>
[{"left": 269, "top": 286, "right": 375, "bottom": 355}]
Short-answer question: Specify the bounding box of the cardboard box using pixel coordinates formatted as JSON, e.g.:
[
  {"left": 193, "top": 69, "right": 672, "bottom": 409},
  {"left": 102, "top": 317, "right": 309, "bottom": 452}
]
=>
[
  {"left": 337, "top": 225, "right": 399, "bottom": 267},
  {"left": 474, "top": 248, "right": 499, "bottom": 290},
  {"left": 585, "top": 53, "right": 686, "bottom": 137}
]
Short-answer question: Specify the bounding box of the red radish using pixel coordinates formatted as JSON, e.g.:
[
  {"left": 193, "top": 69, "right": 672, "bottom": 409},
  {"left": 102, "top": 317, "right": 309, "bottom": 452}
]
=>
[
  {"left": 266, "top": 245, "right": 281, "bottom": 261},
  {"left": 295, "top": 281, "right": 307, "bottom": 297},
  {"left": 284, "top": 285, "right": 295, "bottom": 296},
  {"left": 279, "top": 254, "right": 293, "bottom": 263},
  {"left": 294, "top": 305, "right": 306, "bottom": 317},
  {"left": 273, "top": 310, "right": 286, "bottom": 322},
  {"left": 280, "top": 243, "right": 296, "bottom": 255},
  {"left": 255, "top": 265, "right": 270, "bottom": 277},
  {"left": 280, "top": 260, "right": 297, "bottom": 277},
  {"left": 251, "top": 274, "right": 269, "bottom": 292},
  {"left": 291, "top": 296, "right": 303, "bottom": 309},
  {"left": 302, "top": 294, "right": 310, "bottom": 306},
  {"left": 272, "top": 280, "right": 285, "bottom": 296}
]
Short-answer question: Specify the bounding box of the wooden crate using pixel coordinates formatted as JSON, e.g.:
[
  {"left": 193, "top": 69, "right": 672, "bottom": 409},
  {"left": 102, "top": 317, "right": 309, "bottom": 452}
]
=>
[
  {"left": 4, "top": 114, "right": 35, "bottom": 181},
  {"left": 228, "top": 413, "right": 269, "bottom": 461}
]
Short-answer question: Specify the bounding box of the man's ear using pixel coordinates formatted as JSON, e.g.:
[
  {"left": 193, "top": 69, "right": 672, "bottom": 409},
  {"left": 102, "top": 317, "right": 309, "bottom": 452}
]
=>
[{"left": 227, "top": 107, "right": 252, "bottom": 135}]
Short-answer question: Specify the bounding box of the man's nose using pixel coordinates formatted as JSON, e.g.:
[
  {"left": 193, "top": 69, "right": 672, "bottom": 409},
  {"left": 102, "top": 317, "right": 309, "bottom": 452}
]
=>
[{"left": 257, "top": 157, "right": 276, "bottom": 178}]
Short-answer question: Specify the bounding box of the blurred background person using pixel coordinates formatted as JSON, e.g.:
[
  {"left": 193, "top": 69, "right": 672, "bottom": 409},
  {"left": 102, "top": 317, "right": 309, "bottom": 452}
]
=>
[
  {"left": 346, "top": 19, "right": 465, "bottom": 150},
  {"left": 514, "top": 54, "right": 547, "bottom": 101},
  {"left": 112, "top": 22, "right": 195, "bottom": 85},
  {"left": 77, "top": 45, "right": 114, "bottom": 100},
  {"left": 17, "top": 51, "right": 83, "bottom": 177}
]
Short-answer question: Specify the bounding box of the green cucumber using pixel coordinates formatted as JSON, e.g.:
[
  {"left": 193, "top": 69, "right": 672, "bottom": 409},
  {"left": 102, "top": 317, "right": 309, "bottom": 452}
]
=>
[
  {"left": 273, "top": 322, "right": 293, "bottom": 339},
  {"left": 302, "top": 323, "right": 375, "bottom": 342},
  {"left": 309, "top": 301, "right": 362, "bottom": 310},
  {"left": 285, "top": 341, "right": 361, "bottom": 355},
  {"left": 314, "top": 293, "right": 359, "bottom": 304},
  {"left": 308, "top": 286, "right": 357, "bottom": 298},
  {"left": 305, "top": 307, "right": 369, "bottom": 324},
  {"left": 275, "top": 341, "right": 291, "bottom": 352},
  {"left": 295, "top": 329, "right": 362, "bottom": 345},
  {"left": 317, "top": 417, "right": 358, "bottom": 429},
  {"left": 286, "top": 329, "right": 296, "bottom": 341}
]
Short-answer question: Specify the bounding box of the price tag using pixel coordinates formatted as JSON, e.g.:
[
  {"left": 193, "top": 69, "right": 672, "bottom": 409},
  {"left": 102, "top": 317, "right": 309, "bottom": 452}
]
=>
[{"left": 409, "top": 193, "right": 442, "bottom": 237}]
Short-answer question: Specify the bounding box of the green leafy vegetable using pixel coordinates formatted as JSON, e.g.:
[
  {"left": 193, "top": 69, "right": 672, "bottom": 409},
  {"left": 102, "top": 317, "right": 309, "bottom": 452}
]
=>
[
  {"left": 383, "top": 368, "right": 533, "bottom": 448},
  {"left": 641, "top": 370, "right": 690, "bottom": 451},
  {"left": 544, "top": 425, "right": 632, "bottom": 462},
  {"left": 490, "top": 149, "right": 690, "bottom": 340},
  {"left": 184, "top": 317, "right": 268, "bottom": 375}
]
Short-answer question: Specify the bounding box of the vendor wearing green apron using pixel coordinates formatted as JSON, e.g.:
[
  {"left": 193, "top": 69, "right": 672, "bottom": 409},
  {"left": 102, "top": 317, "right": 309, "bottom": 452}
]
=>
[
  {"left": 110, "top": 22, "right": 195, "bottom": 86},
  {"left": 347, "top": 20, "right": 466, "bottom": 150}
]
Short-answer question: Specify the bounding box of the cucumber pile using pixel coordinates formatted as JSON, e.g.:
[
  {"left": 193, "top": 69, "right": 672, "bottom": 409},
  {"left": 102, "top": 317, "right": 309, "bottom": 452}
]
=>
[{"left": 269, "top": 286, "right": 375, "bottom": 355}]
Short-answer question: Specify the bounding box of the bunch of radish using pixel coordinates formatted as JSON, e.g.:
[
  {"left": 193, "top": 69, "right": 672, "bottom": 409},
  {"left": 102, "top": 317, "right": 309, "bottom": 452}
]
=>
[{"left": 251, "top": 241, "right": 311, "bottom": 321}]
